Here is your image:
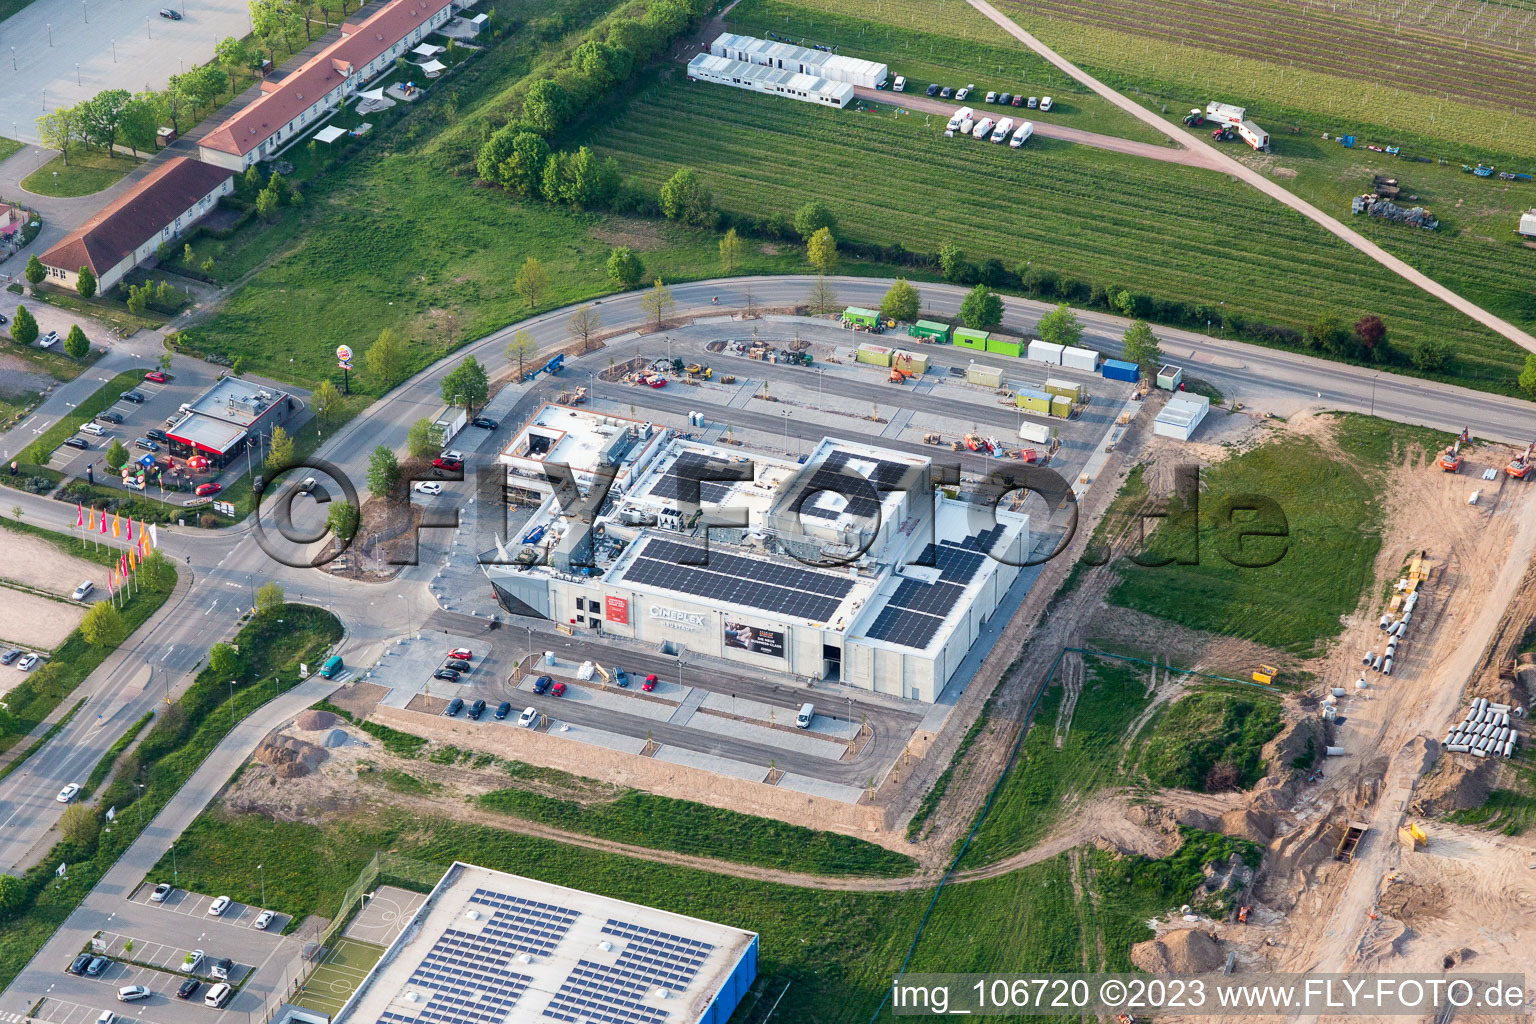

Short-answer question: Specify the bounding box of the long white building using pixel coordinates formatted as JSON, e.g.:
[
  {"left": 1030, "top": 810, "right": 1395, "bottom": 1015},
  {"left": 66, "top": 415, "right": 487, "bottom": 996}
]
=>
[
  {"left": 709, "top": 31, "right": 888, "bottom": 88},
  {"left": 685, "top": 54, "right": 853, "bottom": 109}
]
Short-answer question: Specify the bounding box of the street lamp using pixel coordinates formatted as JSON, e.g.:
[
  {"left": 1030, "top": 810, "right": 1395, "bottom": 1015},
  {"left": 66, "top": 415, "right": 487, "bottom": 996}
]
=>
[
  {"left": 846, "top": 696, "right": 852, "bottom": 742},
  {"left": 1370, "top": 373, "right": 1381, "bottom": 417},
  {"left": 171, "top": 843, "right": 178, "bottom": 886},
  {"left": 257, "top": 863, "right": 266, "bottom": 908},
  {"left": 75, "top": 63, "right": 80, "bottom": 86},
  {"left": 136, "top": 783, "right": 145, "bottom": 830},
  {"left": 229, "top": 680, "right": 236, "bottom": 729}
]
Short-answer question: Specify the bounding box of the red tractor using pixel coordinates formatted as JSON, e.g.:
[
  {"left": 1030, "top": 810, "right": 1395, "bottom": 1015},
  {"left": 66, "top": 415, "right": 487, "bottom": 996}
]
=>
[{"left": 1211, "top": 125, "right": 1237, "bottom": 142}]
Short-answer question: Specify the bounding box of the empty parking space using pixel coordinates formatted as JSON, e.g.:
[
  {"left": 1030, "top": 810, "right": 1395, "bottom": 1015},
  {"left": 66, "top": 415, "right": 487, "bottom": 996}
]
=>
[
  {"left": 127, "top": 886, "right": 287, "bottom": 934},
  {"left": 35, "top": 999, "right": 176, "bottom": 1024},
  {"left": 93, "top": 934, "right": 252, "bottom": 986}
]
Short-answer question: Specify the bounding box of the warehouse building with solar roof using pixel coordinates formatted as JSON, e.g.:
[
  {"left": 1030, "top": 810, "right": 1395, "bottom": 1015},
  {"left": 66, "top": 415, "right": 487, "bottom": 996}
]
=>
[
  {"left": 334, "top": 862, "right": 757, "bottom": 1024},
  {"left": 485, "top": 407, "right": 1028, "bottom": 703}
]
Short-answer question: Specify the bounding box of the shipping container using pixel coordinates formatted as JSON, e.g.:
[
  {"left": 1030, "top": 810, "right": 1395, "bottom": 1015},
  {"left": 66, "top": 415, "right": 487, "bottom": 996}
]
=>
[
  {"left": 1238, "top": 120, "right": 1269, "bottom": 152},
  {"left": 966, "top": 363, "right": 1003, "bottom": 388},
  {"left": 1049, "top": 395, "right": 1073, "bottom": 418},
  {"left": 893, "top": 350, "right": 928, "bottom": 375},
  {"left": 953, "top": 328, "right": 990, "bottom": 350},
  {"left": 1026, "top": 339, "right": 1063, "bottom": 364},
  {"left": 908, "top": 320, "right": 951, "bottom": 342},
  {"left": 1018, "top": 420, "right": 1052, "bottom": 444},
  {"left": 984, "top": 336, "right": 1022, "bottom": 357},
  {"left": 1156, "top": 364, "right": 1184, "bottom": 390},
  {"left": 1205, "top": 100, "right": 1246, "bottom": 125},
  {"left": 856, "top": 343, "right": 892, "bottom": 367},
  {"left": 1015, "top": 387, "right": 1051, "bottom": 414},
  {"left": 1044, "top": 378, "right": 1082, "bottom": 403},
  {"left": 1060, "top": 345, "right": 1099, "bottom": 372},
  {"left": 1102, "top": 358, "right": 1139, "bottom": 382},
  {"left": 842, "top": 306, "right": 881, "bottom": 328}
]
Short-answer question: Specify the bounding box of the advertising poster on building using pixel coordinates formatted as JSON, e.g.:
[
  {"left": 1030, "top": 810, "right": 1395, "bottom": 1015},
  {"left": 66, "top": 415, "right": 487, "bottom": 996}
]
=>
[
  {"left": 724, "top": 621, "right": 785, "bottom": 658},
  {"left": 605, "top": 595, "right": 629, "bottom": 624}
]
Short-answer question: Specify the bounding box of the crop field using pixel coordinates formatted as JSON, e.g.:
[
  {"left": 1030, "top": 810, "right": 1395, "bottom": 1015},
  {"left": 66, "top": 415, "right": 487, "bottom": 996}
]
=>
[
  {"left": 725, "top": 0, "right": 1168, "bottom": 144},
  {"left": 1108, "top": 435, "right": 1382, "bottom": 656},
  {"left": 592, "top": 75, "right": 1528, "bottom": 387},
  {"left": 993, "top": 1, "right": 1536, "bottom": 158}
]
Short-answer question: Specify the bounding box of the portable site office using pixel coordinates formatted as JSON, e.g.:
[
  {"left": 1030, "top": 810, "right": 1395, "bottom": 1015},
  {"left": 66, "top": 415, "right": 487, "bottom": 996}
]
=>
[{"left": 908, "top": 320, "right": 952, "bottom": 342}]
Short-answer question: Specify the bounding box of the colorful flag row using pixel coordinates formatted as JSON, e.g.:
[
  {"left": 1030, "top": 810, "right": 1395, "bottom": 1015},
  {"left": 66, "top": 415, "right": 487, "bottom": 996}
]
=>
[{"left": 75, "top": 504, "right": 158, "bottom": 560}]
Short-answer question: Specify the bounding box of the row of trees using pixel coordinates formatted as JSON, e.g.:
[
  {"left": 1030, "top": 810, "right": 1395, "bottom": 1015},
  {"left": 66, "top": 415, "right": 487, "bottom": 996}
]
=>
[{"left": 477, "top": 133, "right": 622, "bottom": 210}]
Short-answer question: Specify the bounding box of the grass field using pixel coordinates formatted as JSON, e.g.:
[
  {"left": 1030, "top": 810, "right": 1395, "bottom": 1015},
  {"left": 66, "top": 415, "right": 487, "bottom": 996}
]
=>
[
  {"left": 1137, "top": 690, "right": 1282, "bottom": 790},
  {"left": 590, "top": 72, "right": 1528, "bottom": 389},
  {"left": 20, "top": 149, "right": 140, "bottom": 198},
  {"left": 295, "top": 937, "right": 384, "bottom": 1015},
  {"left": 0, "top": 136, "right": 22, "bottom": 164},
  {"left": 1107, "top": 435, "right": 1382, "bottom": 656}
]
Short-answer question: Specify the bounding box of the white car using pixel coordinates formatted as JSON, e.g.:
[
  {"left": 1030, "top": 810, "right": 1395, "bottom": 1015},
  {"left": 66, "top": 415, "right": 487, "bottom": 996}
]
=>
[
  {"left": 412, "top": 481, "right": 442, "bottom": 496},
  {"left": 117, "top": 986, "right": 151, "bottom": 1003},
  {"left": 39, "top": 330, "right": 59, "bottom": 348},
  {"left": 439, "top": 449, "right": 464, "bottom": 463},
  {"left": 1040, "top": 95, "right": 1053, "bottom": 111},
  {"left": 985, "top": 90, "right": 997, "bottom": 103},
  {"left": 183, "top": 949, "right": 204, "bottom": 972},
  {"left": 207, "top": 895, "right": 231, "bottom": 917},
  {"left": 254, "top": 909, "right": 274, "bottom": 930},
  {"left": 892, "top": 75, "right": 906, "bottom": 92},
  {"left": 516, "top": 706, "right": 539, "bottom": 728},
  {"left": 150, "top": 883, "right": 173, "bottom": 902},
  {"left": 96, "top": 1012, "right": 114, "bottom": 1024},
  {"left": 956, "top": 84, "right": 972, "bottom": 101},
  {"left": 56, "top": 783, "right": 81, "bottom": 803},
  {"left": 17, "top": 653, "right": 38, "bottom": 671}
]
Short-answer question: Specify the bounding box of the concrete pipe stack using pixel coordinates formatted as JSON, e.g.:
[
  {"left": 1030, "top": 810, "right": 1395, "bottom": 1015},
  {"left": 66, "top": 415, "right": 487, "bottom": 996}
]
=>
[{"left": 1442, "top": 697, "right": 1519, "bottom": 757}]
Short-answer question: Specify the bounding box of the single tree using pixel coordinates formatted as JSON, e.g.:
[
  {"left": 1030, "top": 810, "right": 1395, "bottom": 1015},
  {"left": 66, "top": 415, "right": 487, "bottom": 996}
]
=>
[
  {"left": 265, "top": 424, "right": 295, "bottom": 470},
  {"left": 793, "top": 200, "right": 837, "bottom": 241},
  {"left": 312, "top": 379, "right": 342, "bottom": 425},
  {"left": 118, "top": 93, "right": 161, "bottom": 157},
  {"left": 76, "top": 265, "right": 97, "bottom": 299},
  {"left": 139, "top": 550, "right": 176, "bottom": 590},
  {"left": 640, "top": 279, "right": 675, "bottom": 330},
  {"left": 327, "top": 500, "right": 359, "bottom": 543},
  {"left": 718, "top": 228, "right": 743, "bottom": 274},
  {"left": 256, "top": 186, "right": 281, "bottom": 222},
  {"left": 1121, "top": 319, "right": 1162, "bottom": 375},
  {"left": 158, "top": 349, "right": 174, "bottom": 370},
  {"left": 1036, "top": 302, "right": 1083, "bottom": 349},
  {"left": 658, "top": 167, "right": 714, "bottom": 226},
  {"left": 105, "top": 438, "right": 129, "bottom": 470},
  {"left": 879, "top": 279, "right": 920, "bottom": 323},
  {"left": 64, "top": 324, "right": 90, "bottom": 359},
  {"left": 80, "top": 602, "right": 128, "bottom": 648},
  {"left": 959, "top": 284, "right": 1003, "bottom": 329},
  {"left": 35, "top": 105, "right": 81, "bottom": 165},
  {"left": 9, "top": 306, "right": 38, "bottom": 345},
  {"left": 806, "top": 275, "right": 840, "bottom": 316},
  {"left": 202, "top": 257, "right": 216, "bottom": 274},
  {"left": 806, "top": 227, "right": 837, "bottom": 275},
  {"left": 367, "top": 444, "right": 401, "bottom": 498},
  {"left": 364, "top": 327, "right": 409, "bottom": 388},
  {"left": 24, "top": 255, "right": 45, "bottom": 289},
  {"left": 1354, "top": 314, "right": 1387, "bottom": 358},
  {"left": 0, "top": 873, "right": 27, "bottom": 915},
  {"left": 255, "top": 581, "right": 284, "bottom": 614},
  {"left": 78, "top": 89, "right": 130, "bottom": 155},
  {"left": 208, "top": 641, "right": 238, "bottom": 680},
  {"left": 1519, "top": 354, "right": 1536, "bottom": 400},
  {"left": 496, "top": 132, "right": 551, "bottom": 197},
  {"left": 565, "top": 147, "right": 620, "bottom": 208},
  {"left": 407, "top": 417, "right": 443, "bottom": 459},
  {"left": 1410, "top": 337, "right": 1453, "bottom": 373},
  {"left": 505, "top": 328, "right": 538, "bottom": 379},
  {"left": 513, "top": 256, "right": 549, "bottom": 310},
  {"left": 59, "top": 804, "right": 99, "bottom": 847},
  {"left": 1305, "top": 313, "right": 1347, "bottom": 354},
  {"left": 938, "top": 242, "right": 965, "bottom": 282},
  {"left": 476, "top": 125, "right": 519, "bottom": 184},
  {"left": 606, "top": 246, "right": 644, "bottom": 289},
  {"left": 522, "top": 79, "right": 572, "bottom": 136},
  {"left": 566, "top": 304, "right": 602, "bottom": 352},
  {"left": 441, "top": 356, "right": 489, "bottom": 413}
]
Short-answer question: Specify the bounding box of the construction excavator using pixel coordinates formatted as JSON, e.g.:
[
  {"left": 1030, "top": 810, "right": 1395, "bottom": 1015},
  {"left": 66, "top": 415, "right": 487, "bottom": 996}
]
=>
[
  {"left": 1508, "top": 440, "right": 1535, "bottom": 480},
  {"left": 1439, "top": 437, "right": 1463, "bottom": 472}
]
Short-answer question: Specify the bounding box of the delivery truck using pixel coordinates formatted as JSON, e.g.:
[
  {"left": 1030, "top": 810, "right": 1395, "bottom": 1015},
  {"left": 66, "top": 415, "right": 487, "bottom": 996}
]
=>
[{"left": 945, "top": 106, "right": 974, "bottom": 135}]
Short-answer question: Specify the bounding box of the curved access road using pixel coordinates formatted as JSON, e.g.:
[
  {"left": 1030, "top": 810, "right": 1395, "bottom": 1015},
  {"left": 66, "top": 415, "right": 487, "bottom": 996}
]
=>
[{"left": 964, "top": 0, "right": 1536, "bottom": 357}]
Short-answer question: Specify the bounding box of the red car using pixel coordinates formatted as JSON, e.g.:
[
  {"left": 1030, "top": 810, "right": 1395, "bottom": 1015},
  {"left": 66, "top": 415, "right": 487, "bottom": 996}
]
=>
[
  {"left": 432, "top": 455, "right": 464, "bottom": 471},
  {"left": 648, "top": 378, "right": 667, "bottom": 388},
  {"left": 642, "top": 674, "right": 658, "bottom": 692},
  {"left": 144, "top": 370, "right": 169, "bottom": 383},
  {"left": 550, "top": 682, "right": 566, "bottom": 697},
  {"left": 195, "top": 482, "right": 222, "bottom": 496},
  {"left": 448, "top": 647, "right": 472, "bottom": 661}
]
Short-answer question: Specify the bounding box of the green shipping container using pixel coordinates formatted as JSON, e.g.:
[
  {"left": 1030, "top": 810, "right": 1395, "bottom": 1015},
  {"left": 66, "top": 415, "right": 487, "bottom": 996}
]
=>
[
  {"left": 843, "top": 306, "right": 880, "bottom": 328},
  {"left": 1049, "top": 395, "right": 1073, "bottom": 418},
  {"left": 909, "top": 320, "right": 952, "bottom": 342},
  {"left": 985, "top": 337, "right": 1022, "bottom": 357},
  {"left": 1044, "top": 378, "right": 1083, "bottom": 402},
  {"left": 1015, "top": 388, "right": 1051, "bottom": 414},
  {"left": 953, "top": 328, "right": 989, "bottom": 350},
  {"left": 856, "top": 343, "right": 893, "bottom": 367}
]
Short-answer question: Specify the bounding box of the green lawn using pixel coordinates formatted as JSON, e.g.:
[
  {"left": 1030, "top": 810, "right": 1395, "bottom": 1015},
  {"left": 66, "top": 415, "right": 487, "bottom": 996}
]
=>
[
  {"left": 1107, "top": 435, "right": 1383, "bottom": 656},
  {"left": 31, "top": 281, "right": 177, "bottom": 333},
  {"left": 20, "top": 148, "right": 140, "bottom": 198},
  {"left": 1137, "top": 690, "right": 1282, "bottom": 790},
  {"left": 479, "top": 782, "right": 918, "bottom": 877},
  {"left": 0, "top": 136, "right": 23, "bottom": 164}
]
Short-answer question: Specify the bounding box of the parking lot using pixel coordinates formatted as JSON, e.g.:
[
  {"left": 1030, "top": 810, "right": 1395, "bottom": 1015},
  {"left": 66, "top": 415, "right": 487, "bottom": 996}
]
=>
[
  {"left": 367, "top": 631, "right": 505, "bottom": 709},
  {"left": 127, "top": 885, "right": 290, "bottom": 935}
]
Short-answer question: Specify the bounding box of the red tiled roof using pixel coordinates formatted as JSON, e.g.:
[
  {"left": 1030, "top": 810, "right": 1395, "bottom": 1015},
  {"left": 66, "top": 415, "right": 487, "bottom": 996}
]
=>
[
  {"left": 200, "top": 0, "right": 455, "bottom": 157},
  {"left": 40, "top": 158, "right": 233, "bottom": 276}
]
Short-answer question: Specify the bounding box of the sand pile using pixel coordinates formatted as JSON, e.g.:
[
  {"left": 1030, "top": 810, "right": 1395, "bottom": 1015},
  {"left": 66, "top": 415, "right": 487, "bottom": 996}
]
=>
[
  {"left": 255, "top": 735, "right": 328, "bottom": 779},
  {"left": 1131, "top": 928, "right": 1227, "bottom": 974},
  {"left": 1411, "top": 754, "right": 1496, "bottom": 816},
  {"left": 294, "top": 710, "right": 343, "bottom": 731},
  {"left": 1219, "top": 808, "right": 1275, "bottom": 843}
]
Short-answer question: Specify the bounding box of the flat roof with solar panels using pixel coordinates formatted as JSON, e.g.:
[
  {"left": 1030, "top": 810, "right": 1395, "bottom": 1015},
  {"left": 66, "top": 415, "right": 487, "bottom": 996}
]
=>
[{"left": 335, "top": 863, "right": 757, "bottom": 1024}]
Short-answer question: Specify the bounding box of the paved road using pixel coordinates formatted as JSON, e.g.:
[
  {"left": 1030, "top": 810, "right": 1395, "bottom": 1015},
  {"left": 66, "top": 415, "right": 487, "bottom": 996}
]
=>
[
  {"left": 850, "top": 86, "right": 1219, "bottom": 169},
  {"left": 965, "top": 0, "right": 1536, "bottom": 356}
]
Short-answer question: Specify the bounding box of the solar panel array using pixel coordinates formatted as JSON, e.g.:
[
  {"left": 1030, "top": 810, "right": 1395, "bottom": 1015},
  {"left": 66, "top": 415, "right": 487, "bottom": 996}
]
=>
[
  {"left": 863, "top": 527, "right": 1005, "bottom": 650},
  {"left": 791, "top": 449, "right": 913, "bottom": 521},
  {"left": 622, "top": 537, "right": 854, "bottom": 622},
  {"left": 541, "top": 919, "right": 717, "bottom": 1024},
  {"left": 645, "top": 451, "right": 741, "bottom": 505}
]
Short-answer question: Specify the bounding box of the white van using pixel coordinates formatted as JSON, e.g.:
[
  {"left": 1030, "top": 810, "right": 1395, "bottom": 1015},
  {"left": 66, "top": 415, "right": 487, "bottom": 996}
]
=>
[
  {"left": 796, "top": 703, "right": 814, "bottom": 729},
  {"left": 991, "top": 117, "right": 1014, "bottom": 143},
  {"left": 971, "top": 117, "right": 995, "bottom": 140},
  {"left": 204, "top": 983, "right": 233, "bottom": 1008},
  {"left": 72, "top": 581, "right": 94, "bottom": 601},
  {"left": 79, "top": 421, "right": 106, "bottom": 436},
  {"left": 1009, "top": 121, "right": 1034, "bottom": 148},
  {"left": 892, "top": 75, "right": 906, "bottom": 92},
  {"left": 944, "top": 106, "right": 973, "bottom": 135}
]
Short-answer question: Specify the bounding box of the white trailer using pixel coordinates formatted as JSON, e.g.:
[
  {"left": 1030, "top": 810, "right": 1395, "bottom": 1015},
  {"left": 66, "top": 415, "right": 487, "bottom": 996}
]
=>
[
  {"left": 972, "top": 117, "right": 996, "bottom": 139},
  {"left": 1238, "top": 120, "right": 1270, "bottom": 152},
  {"left": 945, "top": 106, "right": 974, "bottom": 135},
  {"left": 990, "top": 117, "right": 1014, "bottom": 143},
  {"left": 1018, "top": 420, "right": 1052, "bottom": 444},
  {"left": 1009, "top": 121, "right": 1034, "bottom": 147},
  {"left": 1205, "top": 101, "right": 1246, "bottom": 125}
]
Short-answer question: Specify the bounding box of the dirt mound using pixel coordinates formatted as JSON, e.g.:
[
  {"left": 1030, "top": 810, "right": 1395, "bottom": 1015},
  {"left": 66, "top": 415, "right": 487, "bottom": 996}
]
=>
[
  {"left": 255, "top": 735, "right": 327, "bottom": 771},
  {"left": 1218, "top": 808, "right": 1275, "bottom": 843},
  {"left": 1264, "top": 714, "right": 1327, "bottom": 778},
  {"left": 1128, "top": 803, "right": 1218, "bottom": 834},
  {"left": 1377, "top": 880, "right": 1449, "bottom": 925},
  {"left": 1411, "top": 753, "right": 1496, "bottom": 816},
  {"left": 1131, "top": 928, "right": 1228, "bottom": 974},
  {"left": 294, "top": 710, "right": 342, "bottom": 731},
  {"left": 1257, "top": 816, "right": 1338, "bottom": 911}
]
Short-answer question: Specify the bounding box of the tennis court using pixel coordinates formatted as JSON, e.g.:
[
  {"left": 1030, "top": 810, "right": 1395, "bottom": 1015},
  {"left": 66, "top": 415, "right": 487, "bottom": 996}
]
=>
[{"left": 294, "top": 937, "right": 385, "bottom": 1016}]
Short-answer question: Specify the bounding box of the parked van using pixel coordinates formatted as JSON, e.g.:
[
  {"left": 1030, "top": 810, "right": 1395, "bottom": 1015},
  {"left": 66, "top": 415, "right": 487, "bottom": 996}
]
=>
[
  {"left": 944, "top": 106, "right": 973, "bottom": 135},
  {"left": 79, "top": 422, "right": 106, "bottom": 436},
  {"left": 204, "top": 984, "right": 232, "bottom": 1008},
  {"left": 971, "top": 117, "right": 995, "bottom": 139},
  {"left": 990, "top": 117, "right": 1014, "bottom": 143},
  {"left": 796, "top": 703, "right": 814, "bottom": 729},
  {"left": 318, "top": 655, "right": 344, "bottom": 679},
  {"left": 1009, "top": 121, "right": 1034, "bottom": 148},
  {"left": 72, "top": 580, "right": 94, "bottom": 601}
]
